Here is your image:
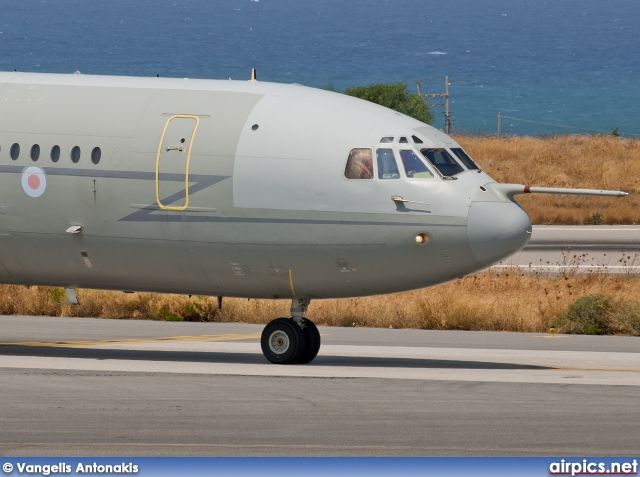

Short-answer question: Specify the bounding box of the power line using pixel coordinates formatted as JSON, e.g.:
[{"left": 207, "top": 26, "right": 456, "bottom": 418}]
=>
[
  {"left": 501, "top": 115, "right": 610, "bottom": 133},
  {"left": 498, "top": 113, "right": 639, "bottom": 138}
]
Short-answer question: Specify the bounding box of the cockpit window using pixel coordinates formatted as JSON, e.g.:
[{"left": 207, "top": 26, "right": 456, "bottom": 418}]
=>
[
  {"left": 450, "top": 148, "right": 480, "bottom": 170},
  {"left": 420, "top": 148, "right": 464, "bottom": 176},
  {"left": 411, "top": 135, "right": 424, "bottom": 144},
  {"left": 380, "top": 137, "right": 394, "bottom": 143},
  {"left": 399, "top": 150, "right": 434, "bottom": 179},
  {"left": 376, "top": 148, "right": 400, "bottom": 179},
  {"left": 399, "top": 137, "right": 409, "bottom": 144},
  {"left": 345, "top": 148, "right": 374, "bottom": 179}
]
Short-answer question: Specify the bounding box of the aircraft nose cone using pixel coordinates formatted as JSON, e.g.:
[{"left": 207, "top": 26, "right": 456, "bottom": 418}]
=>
[{"left": 467, "top": 202, "right": 532, "bottom": 266}]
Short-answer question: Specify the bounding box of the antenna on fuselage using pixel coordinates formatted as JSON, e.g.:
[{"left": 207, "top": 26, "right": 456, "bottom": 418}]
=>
[{"left": 251, "top": 68, "right": 257, "bottom": 81}]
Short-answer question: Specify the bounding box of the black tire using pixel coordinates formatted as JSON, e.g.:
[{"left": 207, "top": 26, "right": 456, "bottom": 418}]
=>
[
  {"left": 261, "top": 317, "right": 306, "bottom": 364},
  {"left": 299, "top": 319, "right": 321, "bottom": 364}
]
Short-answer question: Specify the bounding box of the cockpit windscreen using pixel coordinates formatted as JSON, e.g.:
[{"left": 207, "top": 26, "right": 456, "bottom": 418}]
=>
[
  {"left": 399, "top": 150, "right": 433, "bottom": 179},
  {"left": 420, "top": 148, "right": 464, "bottom": 176},
  {"left": 377, "top": 148, "right": 401, "bottom": 179},
  {"left": 450, "top": 148, "right": 480, "bottom": 170}
]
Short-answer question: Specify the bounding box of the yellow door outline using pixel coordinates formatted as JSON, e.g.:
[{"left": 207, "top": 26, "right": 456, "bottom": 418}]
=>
[{"left": 155, "top": 114, "right": 201, "bottom": 211}]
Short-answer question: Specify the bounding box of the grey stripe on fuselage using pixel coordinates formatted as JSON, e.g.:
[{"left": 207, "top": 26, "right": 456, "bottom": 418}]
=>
[
  {"left": 2, "top": 164, "right": 464, "bottom": 227},
  {"left": 0, "top": 164, "right": 223, "bottom": 183}
]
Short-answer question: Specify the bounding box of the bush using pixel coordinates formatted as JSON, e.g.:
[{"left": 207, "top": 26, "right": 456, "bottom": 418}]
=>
[
  {"left": 344, "top": 82, "right": 434, "bottom": 124},
  {"left": 554, "top": 294, "right": 640, "bottom": 336}
]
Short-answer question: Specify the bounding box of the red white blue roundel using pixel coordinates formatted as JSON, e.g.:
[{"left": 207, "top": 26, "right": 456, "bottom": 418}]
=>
[{"left": 21, "top": 166, "right": 47, "bottom": 198}]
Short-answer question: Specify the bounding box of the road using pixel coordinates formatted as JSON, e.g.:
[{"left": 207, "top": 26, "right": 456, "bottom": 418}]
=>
[
  {"left": 498, "top": 225, "right": 640, "bottom": 273},
  {"left": 1, "top": 316, "right": 639, "bottom": 456}
]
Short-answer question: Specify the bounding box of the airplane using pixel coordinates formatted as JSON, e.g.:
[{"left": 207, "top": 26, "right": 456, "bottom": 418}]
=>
[{"left": 0, "top": 70, "right": 627, "bottom": 364}]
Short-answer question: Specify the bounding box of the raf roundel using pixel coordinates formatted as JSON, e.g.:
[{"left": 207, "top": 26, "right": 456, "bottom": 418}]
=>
[{"left": 21, "top": 166, "right": 47, "bottom": 198}]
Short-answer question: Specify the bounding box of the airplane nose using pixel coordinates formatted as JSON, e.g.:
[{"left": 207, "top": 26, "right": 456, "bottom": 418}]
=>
[{"left": 467, "top": 201, "right": 532, "bottom": 266}]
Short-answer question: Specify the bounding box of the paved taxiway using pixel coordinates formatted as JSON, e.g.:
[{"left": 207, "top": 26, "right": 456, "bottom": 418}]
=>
[
  {"left": 499, "top": 225, "right": 640, "bottom": 273},
  {"left": 1, "top": 316, "right": 639, "bottom": 456}
]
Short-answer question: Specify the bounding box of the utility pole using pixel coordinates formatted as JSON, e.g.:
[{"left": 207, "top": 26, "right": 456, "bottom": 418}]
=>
[
  {"left": 498, "top": 111, "right": 501, "bottom": 138},
  {"left": 444, "top": 77, "right": 451, "bottom": 135},
  {"left": 415, "top": 76, "right": 451, "bottom": 134}
]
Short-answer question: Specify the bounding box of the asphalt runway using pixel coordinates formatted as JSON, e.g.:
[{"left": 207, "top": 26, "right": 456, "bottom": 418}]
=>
[
  {"left": 1, "top": 316, "right": 639, "bottom": 456},
  {"left": 502, "top": 225, "right": 640, "bottom": 273}
]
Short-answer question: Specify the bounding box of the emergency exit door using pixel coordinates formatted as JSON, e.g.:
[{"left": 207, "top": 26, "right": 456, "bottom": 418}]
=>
[{"left": 156, "top": 115, "right": 200, "bottom": 211}]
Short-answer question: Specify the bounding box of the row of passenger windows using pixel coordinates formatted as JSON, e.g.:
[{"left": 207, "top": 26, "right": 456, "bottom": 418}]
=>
[
  {"left": 3, "top": 143, "right": 102, "bottom": 164},
  {"left": 344, "top": 146, "right": 479, "bottom": 180}
]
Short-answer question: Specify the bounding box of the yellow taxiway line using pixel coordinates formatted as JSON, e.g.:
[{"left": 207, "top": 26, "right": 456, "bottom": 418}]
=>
[
  {"left": 552, "top": 367, "right": 640, "bottom": 374},
  {"left": 0, "top": 333, "right": 262, "bottom": 348}
]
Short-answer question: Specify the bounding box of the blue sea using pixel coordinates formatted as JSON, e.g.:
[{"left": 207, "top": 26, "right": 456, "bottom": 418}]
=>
[{"left": 1, "top": 0, "right": 638, "bottom": 136}]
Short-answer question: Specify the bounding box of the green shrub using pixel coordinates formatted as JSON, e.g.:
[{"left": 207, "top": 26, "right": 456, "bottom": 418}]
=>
[
  {"left": 344, "top": 82, "right": 434, "bottom": 124},
  {"left": 48, "top": 288, "right": 67, "bottom": 303},
  {"left": 589, "top": 212, "right": 603, "bottom": 225},
  {"left": 618, "top": 302, "right": 640, "bottom": 335},
  {"left": 554, "top": 294, "right": 640, "bottom": 336},
  {"left": 159, "top": 307, "right": 183, "bottom": 322}
]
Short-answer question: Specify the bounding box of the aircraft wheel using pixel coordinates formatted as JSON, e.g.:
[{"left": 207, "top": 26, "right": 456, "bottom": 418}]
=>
[
  {"left": 261, "top": 318, "right": 306, "bottom": 364},
  {"left": 299, "top": 319, "right": 321, "bottom": 364}
]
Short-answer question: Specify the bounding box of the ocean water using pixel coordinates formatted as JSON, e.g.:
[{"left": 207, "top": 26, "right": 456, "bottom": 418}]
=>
[{"left": 0, "top": 0, "right": 638, "bottom": 136}]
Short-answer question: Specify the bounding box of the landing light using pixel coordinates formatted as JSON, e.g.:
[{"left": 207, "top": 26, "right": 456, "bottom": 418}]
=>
[{"left": 415, "top": 233, "right": 431, "bottom": 245}]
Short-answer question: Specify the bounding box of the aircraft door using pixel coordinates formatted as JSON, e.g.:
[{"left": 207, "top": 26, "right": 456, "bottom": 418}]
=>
[{"left": 156, "top": 115, "right": 200, "bottom": 211}]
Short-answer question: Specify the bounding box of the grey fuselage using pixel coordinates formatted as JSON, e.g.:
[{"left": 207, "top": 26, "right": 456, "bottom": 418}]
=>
[{"left": 0, "top": 71, "right": 531, "bottom": 299}]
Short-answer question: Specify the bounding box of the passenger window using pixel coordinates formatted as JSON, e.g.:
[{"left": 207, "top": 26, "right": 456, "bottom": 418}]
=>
[
  {"left": 10, "top": 143, "right": 20, "bottom": 160},
  {"left": 31, "top": 144, "right": 40, "bottom": 161},
  {"left": 71, "top": 146, "right": 81, "bottom": 163},
  {"left": 420, "top": 148, "right": 464, "bottom": 176},
  {"left": 51, "top": 145, "right": 60, "bottom": 162},
  {"left": 450, "top": 148, "right": 480, "bottom": 170},
  {"left": 399, "top": 150, "right": 434, "bottom": 179},
  {"left": 91, "top": 147, "right": 101, "bottom": 165},
  {"left": 376, "top": 148, "right": 400, "bottom": 179},
  {"left": 344, "top": 148, "right": 373, "bottom": 179}
]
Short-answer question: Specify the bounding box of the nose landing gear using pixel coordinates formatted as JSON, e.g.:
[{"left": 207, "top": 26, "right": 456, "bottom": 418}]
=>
[{"left": 260, "top": 298, "right": 321, "bottom": 364}]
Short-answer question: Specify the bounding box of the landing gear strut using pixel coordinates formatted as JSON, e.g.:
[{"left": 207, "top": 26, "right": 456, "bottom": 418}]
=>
[{"left": 260, "top": 298, "right": 321, "bottom": 364}]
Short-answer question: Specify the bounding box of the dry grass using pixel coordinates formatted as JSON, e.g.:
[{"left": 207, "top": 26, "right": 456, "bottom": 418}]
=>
[
  {"left": 456, "top": 135, "right": 640, "bottom": 224},
  {"left": 2, "top": 269, "right": 639, "bottom": 334},
  {"left": 292, "top": 270, "right": 640, "bottom": 333}
]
